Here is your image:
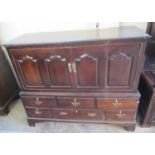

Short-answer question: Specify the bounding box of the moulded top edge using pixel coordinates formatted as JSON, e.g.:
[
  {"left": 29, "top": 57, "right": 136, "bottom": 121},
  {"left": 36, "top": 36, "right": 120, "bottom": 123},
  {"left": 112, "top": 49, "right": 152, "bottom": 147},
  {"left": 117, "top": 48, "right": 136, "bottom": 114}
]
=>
[{"left": 4, "top": 26, "right": 151, "bottom": 47}]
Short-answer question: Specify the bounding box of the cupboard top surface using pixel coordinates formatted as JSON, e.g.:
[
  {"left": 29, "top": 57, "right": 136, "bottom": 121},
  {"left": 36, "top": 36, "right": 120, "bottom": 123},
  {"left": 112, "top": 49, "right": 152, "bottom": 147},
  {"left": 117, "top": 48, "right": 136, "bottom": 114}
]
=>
[{"left": 5, "top": 26, "right": 150, "bottom": 47}]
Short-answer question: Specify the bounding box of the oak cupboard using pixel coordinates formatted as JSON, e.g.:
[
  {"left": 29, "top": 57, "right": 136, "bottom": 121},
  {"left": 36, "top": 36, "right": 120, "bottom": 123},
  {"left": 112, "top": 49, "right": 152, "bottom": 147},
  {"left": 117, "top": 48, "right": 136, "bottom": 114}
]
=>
[{"left": 5, "top": 26, "right": 150, "bottom": 131}]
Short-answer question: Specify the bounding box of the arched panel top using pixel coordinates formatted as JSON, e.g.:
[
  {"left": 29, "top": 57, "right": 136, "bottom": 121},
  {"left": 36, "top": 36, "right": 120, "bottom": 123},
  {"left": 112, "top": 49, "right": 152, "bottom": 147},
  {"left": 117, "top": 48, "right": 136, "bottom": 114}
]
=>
[
  {"left": 107, "top": 51, "right": 133, "bottom": 87},
  {"left": 16, "top": 55, "right": 44, "bottom": 88},
  {"left": 74, "top": 53, "right": 99, "bottom": 87},
  {"left": 75, "top": 53, "right": 98, "bottom": 62},
  {"left": 18, "top": 55, "right": 37, "bottom": 63},
  {"left": 108, "top": 51, "right": 132, "bottom": 61},
  {"left": 45, "top": 54, "right": 71, "bottom": 87},
  {"left": 45, "top": 55, "right": 66, "bottom": 62}
]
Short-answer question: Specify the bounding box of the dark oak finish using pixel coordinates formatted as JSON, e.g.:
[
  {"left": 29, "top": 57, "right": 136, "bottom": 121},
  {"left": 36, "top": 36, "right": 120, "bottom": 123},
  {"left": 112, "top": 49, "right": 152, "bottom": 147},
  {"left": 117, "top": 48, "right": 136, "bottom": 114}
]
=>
[
  {"left": 26, "top": 107, "right": 51, "bottom": 118},
  {"left": 20, "top": 91, "right": 140, "bottom": 131},
  {"left": 10, "top": 48, "right": 73, "bottom": 89},
  {"left": 97, "top": 98, "right": 138, "bottom": 109},
  {"left": 52, "top": 108, "right": 103, "bottom": 120},
  {"left": 57, "top": 97, "right": 95, "bottom": 109},
  {"left": 105, "top": 110, "right": 136, "bottom": 121},
  {"left": 0, "top": 46, "right": 19, "bottom": 115},
  {"left": 5, "top": 26, "right": 150, "bottom": 131},
  {"left": 21, "top": 96, "right": 57, "bottom": 108},
  {"left": 8, "top": 41, "right": 146, "bottom": 92},
  {"left": 5, "top": 26, "right": 150, "bottom": 46}
]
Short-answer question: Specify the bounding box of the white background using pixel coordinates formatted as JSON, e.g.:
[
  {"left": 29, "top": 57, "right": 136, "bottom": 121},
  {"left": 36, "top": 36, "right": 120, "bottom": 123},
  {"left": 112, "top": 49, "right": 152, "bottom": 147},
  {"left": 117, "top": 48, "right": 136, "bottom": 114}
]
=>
[{"left": 0, "top": 0, "right": 155, "bottom": 155}]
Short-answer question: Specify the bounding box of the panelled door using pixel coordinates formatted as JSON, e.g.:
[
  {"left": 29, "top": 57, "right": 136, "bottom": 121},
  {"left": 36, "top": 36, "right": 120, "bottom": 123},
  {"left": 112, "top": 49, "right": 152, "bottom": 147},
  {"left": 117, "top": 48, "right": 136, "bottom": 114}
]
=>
[
  {"left": 70, "top": 46, "right": 107, "bottom": 89},
  {"left": 105, "top": 44, "right": 140, "bottom": 89},
  {"left": 70, "top": 43, "right": 140, "bottom": 90},
  {"left": 10, "top": 42, "right": 141, "bottom": 91},
  {"left": 44, "top": 48, "right": 73, "bottom": 88},
  {"left": 11, "top": 47, "right": 73, "bottom": 90},
  {"left": 14, "top": 53, "right": 45, "bottom": 89}
]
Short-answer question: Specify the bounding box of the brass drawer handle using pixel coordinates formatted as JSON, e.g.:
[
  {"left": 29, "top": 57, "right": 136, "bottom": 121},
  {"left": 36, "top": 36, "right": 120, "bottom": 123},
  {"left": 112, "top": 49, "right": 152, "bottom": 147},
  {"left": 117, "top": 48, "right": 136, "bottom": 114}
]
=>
[
  {"left": 116, "top": 110, "right": 125, "bottom": 118},
  {"left": 71, "top": 98, "right": 80, "bottom": 107},
  {"left": 34, "top": 108, "right": 42, "bottom": 115},
  {"left": 88, "top": 112, "right": 97, "bottom": 117},
  {"left": 59, "top": 111, "right": 68, "bottom": 116},
  {"left": 112, "top": 99, "right": 122, "bottom": 107},
  {"left": 34, "top": 98, "right": 43, "bottom": 105}
]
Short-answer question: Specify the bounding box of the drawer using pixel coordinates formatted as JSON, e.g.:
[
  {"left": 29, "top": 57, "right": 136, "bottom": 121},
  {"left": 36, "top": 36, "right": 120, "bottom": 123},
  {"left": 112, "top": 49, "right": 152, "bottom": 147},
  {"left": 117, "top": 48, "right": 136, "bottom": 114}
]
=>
[
  {"left": 21, "top": 96, "right": 57, "bottom": 108},
  {"left": 77, "top": 109, "right": 104, "bottom": 120},
  {"left": 57, "top": 97, "right": 95, "bottom": 109},
  {"left": 26, "top": 108, "right": 50, "bottom": 118},
  {"left": 52, "top": 109, "right": 103, "bottom": 120},
  {"left": 97, "top": 98, "right": 138, "bottom": 109},
  {"left": 105, "top": 110, "right": 136, "bottom": 121}
]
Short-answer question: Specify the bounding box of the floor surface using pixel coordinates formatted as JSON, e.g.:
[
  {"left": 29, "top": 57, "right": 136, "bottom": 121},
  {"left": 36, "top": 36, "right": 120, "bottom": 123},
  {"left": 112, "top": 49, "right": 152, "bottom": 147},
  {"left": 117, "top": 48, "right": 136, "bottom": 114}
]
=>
[{"left": 0, "top": 99, "right": 155, "bottom": 133}]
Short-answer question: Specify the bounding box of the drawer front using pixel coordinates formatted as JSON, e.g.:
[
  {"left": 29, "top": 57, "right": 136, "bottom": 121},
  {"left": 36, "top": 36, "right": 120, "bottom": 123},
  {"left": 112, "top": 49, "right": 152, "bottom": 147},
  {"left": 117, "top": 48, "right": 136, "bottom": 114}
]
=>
[
  {"left": 76, "top": 109, "right": 103, "bottom": 120},
  {"left": 52, "top": 109, "right": 77, "bottom": 119},
  {"left": 97, "top": 98, "right": 138, "bottom": 109},
  {"left": 105, "top": 110, "right": 136, "bottom": 121},
  {"left": 58, "top": 97, "right": 95, "bottom": 109},
  {"left": 21, "top": 96, "right": 57, "bottom": 108},
  {"left": 52, "top": 109, "right": 103, "bottom": 120},
  {"left": 26, "top": 108, "right": 50, "bottom": 118}
]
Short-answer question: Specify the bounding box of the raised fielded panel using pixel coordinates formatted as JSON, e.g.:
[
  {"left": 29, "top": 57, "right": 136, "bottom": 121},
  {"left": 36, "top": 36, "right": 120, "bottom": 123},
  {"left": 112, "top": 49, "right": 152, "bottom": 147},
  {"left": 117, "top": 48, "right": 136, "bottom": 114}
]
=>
[
  {"left": 71, "top": 46, "right": 106, "bottom": 89},
  {"left": 10, "top": 47, "right": 73, "bottom": 89},
  {"left": 106, "top": 44, "right": 141, "bottom": 89},
  {"left": 45, "top": 54, "right": 72, "bottom": 88},
  {"left": 16, "top": 55, "right": 44, "bottom": 88}
]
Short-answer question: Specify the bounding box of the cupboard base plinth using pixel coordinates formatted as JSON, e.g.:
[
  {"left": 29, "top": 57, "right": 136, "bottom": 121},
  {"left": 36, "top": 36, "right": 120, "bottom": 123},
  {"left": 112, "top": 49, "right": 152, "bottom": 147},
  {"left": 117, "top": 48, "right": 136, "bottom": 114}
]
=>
[{"left": 27, "top": 117, "right": 137, "bottom": 131}]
